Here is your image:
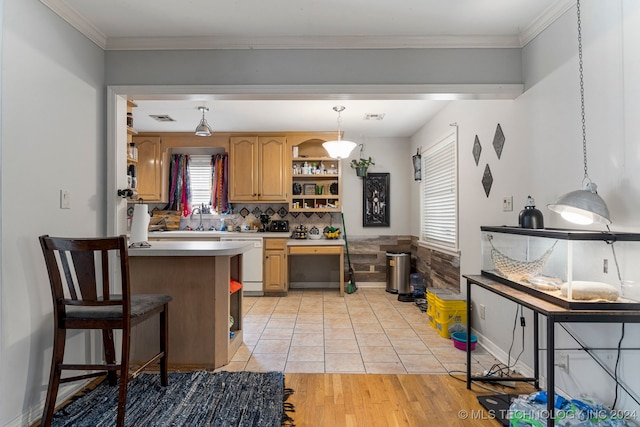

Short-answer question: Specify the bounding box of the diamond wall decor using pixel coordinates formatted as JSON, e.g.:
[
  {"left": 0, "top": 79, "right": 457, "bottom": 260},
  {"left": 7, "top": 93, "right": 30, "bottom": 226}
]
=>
[
  {"left": 472, "top": 135, "right": 482, "bottom": 166},
  {"left": 493, "top": 123, "right": 505, "bottom": 159},
  {"left": 482, "top": 164, "right": 493, "bottom": 197}
]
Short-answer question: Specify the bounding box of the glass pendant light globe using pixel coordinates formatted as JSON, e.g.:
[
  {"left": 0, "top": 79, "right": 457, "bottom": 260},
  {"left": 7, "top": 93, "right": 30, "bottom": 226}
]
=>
[
  {"left": 322, "top": 106, "right": 357, "bottom": 159},
  {"left": 323, "top": 139, "right": 357, "bottom": 160}
]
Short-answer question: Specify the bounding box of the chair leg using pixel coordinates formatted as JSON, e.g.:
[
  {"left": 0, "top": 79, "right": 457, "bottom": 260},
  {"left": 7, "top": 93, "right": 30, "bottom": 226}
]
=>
[
  {"left": 116, "top": 327, "right": 131, "bottom": 427},
  {"left": 160, "top": 304, "right": 169, "bottom": 387},
  {"left": 102, "top": 328, "right": 117, "bottom": 386},
  {"left": 41, "top": 328, "right": 66, "bottom": 427}
]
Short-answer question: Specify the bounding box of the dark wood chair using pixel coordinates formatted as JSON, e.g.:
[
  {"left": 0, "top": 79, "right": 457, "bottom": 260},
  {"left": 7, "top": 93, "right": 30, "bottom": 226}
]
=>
[{"left": 39, "top": 235, "right": 172, "bottom": 427}]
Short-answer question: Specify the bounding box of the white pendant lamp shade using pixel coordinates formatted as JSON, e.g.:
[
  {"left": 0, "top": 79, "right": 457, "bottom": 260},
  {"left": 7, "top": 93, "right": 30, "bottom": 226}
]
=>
[
  {"left": 322, "top": 106, "right": 357, "bottom": 159},
  {"left": 323, "top": 139, "right": 357, "bottom": 160},
  {"left": 548, "top": 183, "right": 611, "bottom": 225},
  {"left": 195, "top": 106, "right": 212, "bottom": 137}
]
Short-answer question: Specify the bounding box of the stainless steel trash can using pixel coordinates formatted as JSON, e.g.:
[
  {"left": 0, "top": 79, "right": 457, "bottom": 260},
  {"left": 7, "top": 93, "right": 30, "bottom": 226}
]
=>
[{"left": 386, "top": 252, "right": 411, "bottom": 294}]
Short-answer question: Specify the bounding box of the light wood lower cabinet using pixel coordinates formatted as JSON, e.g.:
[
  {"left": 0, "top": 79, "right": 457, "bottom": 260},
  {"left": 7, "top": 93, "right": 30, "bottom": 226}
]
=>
[{"left": 264, "top": 238, "right": 288, "bottom": 292}]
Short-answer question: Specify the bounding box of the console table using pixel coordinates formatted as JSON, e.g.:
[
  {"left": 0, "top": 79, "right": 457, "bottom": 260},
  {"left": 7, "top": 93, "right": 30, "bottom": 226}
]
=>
[{"left": 464, "top": 274, "right": 640, "bottom": 420}]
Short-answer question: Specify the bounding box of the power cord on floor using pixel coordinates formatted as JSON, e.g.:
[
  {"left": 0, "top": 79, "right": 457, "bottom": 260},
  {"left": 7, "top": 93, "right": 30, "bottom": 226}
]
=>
[{"left": 447, "top": 370, "right": 510, "bottom": 395}]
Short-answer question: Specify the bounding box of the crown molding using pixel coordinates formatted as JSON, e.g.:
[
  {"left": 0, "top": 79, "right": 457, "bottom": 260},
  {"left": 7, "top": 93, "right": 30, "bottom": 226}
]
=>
[
  {"left": 519, "top": 0, "right": 575, "bottom": 47},
  {"left": 40, "top": 0, "right": 107, "bottom": 49},
  {"left": 105, "top": 35, "right": 522, "bottom": 51},
  {"left": 41, "top": 0, "right": 572, "bottom": 51}
]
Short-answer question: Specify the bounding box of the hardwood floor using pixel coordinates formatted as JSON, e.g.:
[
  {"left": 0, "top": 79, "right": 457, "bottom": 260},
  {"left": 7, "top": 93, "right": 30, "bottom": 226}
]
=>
[
  {"left": 35, "top": 371, "right": 535, "bottom": 427},
  {"left": 286, "top": 373, "right": 535, "bottom": 426}
]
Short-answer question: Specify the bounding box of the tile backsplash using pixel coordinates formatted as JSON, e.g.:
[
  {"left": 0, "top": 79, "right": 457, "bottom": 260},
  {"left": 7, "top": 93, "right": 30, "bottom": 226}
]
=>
[{"left": 143, "top": 202, "right": 342, "bottom": 234}]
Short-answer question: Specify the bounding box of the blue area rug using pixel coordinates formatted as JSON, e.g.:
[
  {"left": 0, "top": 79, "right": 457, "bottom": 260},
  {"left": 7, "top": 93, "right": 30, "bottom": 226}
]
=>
[{"left": 51, "top": 370, "right": 294, "bottom": 426}]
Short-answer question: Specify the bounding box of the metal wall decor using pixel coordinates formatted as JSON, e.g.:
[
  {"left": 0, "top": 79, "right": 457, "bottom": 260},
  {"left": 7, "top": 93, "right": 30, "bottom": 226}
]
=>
[
  {"left": 412, "top": 148, "right": 422, "bottom": 181},
  {"left": 482, "top": 164, "right": 493, "bottom": 197},
  {"left": 363, "top": 173, "right": 390, "bottom": 227},
  {"left": 493, "top": 124, "right": 505, "bottom": 159},
  {"left": 472, "top": 135, "right": 482, "bottom": 166}
]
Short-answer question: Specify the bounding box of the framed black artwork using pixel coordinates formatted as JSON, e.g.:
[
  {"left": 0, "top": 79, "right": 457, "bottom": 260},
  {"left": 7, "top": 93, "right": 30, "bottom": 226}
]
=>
[{"left": 363, "top": 173, "right": 390, "bottom": 227}]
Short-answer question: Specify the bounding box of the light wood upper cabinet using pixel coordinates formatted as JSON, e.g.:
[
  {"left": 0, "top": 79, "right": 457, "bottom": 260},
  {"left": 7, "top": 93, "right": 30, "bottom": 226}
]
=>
[
  {"left": 229, "top": 135, "right": 287, "bottom": 202},
  {"left": 133, "top": 136, "right": 163, "bottom": 202}
]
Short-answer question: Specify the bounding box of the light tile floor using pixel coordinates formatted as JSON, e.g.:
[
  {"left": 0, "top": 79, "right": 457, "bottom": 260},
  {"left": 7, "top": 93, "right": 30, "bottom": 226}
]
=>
[{"left": 220, "top": 288, "right": 501, "bottom": 375}]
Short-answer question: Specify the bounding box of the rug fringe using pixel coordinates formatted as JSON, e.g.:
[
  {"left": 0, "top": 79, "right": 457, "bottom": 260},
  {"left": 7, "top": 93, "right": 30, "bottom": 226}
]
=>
[
  {"left": 284, "top": 387, "right": 295, "bottom": 400},
  {"left": 282, "top": 387, "right": 296, "bottom": 426}
]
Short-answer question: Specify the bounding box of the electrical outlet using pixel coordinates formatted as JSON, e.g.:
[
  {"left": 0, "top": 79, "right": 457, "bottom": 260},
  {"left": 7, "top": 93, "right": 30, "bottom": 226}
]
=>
[
  {"left": 479, "top": 304, "right": 486, "bottom": 320},
  {"left": 502, "top": 196, "right": 513, "bottom": 212},
  {"left": 60, "top": 190, "right": 71, "bottom": 209},
  {"left": 558, "top": 354, "right": 569, "bottom": 374},
  {"left": 603, "top": 259, "right": 608, "bottom": 274},
  {"left": 369, "top": 265, "right": 375, "bottom": 272}
]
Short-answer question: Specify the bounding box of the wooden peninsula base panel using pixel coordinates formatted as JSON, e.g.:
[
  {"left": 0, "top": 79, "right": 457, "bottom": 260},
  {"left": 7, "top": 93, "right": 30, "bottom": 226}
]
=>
[{"left": 128, "top": 241, "right": 251, "bottom": 370}]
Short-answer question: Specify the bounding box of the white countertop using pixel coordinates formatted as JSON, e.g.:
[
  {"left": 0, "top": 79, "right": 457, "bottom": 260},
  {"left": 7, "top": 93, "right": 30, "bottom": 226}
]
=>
[
  {"left": 146, "top": 231, "right": 345, "bottom": 245},
  {"left": 128, "top": 240, "right": 253, "bottom": 257},
  {"left": 288, "top": 238, "right": 345, "bottom": 246},
  {"left": 148, "top": 231, "right": 291, "bottom": 239}
]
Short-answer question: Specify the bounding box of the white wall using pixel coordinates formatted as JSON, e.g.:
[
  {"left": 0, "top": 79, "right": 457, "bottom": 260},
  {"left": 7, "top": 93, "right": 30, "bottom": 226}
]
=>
[
  {"left": 1, "top": 0, "right": 105, "bottom": 425},
  {"left": 340, "top": 137, "right": 413, "bottom": 235},
  {"left": 412, "top": 0, "right": 640, "bottom": 413}
]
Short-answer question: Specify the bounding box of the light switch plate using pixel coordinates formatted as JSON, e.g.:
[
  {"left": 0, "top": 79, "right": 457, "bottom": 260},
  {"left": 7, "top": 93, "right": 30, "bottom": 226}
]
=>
[
  {"left": 60, "top": 190, "right": 71, "bottom": 209},
  {"left": 502, "top": 196, "right": 513, "bottom": 212}
]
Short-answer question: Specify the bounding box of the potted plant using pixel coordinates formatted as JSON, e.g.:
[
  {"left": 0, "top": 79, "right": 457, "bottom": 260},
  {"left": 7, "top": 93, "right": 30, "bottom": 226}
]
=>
[{"left": 350, "top": 157, "right": 375, "bottom": 177}]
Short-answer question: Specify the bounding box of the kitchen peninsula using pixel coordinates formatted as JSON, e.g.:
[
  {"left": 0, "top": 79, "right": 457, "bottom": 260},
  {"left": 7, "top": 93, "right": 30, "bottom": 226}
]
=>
[
  {"left": 149, "top": 231, "right": 347, "bottom": 295},
  {"left": 128, "top": 240, "right": 252, "bottom": 369}
]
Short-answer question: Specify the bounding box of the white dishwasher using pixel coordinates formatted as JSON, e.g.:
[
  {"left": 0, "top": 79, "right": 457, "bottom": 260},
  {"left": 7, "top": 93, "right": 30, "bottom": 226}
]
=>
[{"left": 220, "top": 235, "right": 264, "bottom": 296}]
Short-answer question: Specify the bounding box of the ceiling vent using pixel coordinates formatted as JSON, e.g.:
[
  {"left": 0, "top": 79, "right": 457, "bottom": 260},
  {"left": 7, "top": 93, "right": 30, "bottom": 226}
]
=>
[
  {"left": 149, "top": 114, "right": 176, "bottom": 122},
  {"left": 364, "top": 113, "right": 385, "bottom": 121}
]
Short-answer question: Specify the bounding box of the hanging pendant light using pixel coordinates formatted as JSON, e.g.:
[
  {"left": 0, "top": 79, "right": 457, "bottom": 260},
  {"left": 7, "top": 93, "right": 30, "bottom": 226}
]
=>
[
  {"left": 547, "top": 0, "right": 611, "bottom": 225},
  {"left": 195, "top": 106, "right": 213, "bottom": 137},
  {"left": 323, "top": 106, "right": 357, "bottom": 159}
]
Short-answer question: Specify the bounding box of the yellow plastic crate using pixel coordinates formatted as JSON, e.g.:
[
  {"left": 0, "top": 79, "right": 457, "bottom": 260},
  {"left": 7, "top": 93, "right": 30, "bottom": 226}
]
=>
[
  {"left": 426, "top": 288, "right": 457, "bottom": 331},
  {"left": 426, "top": 289, "right": 450, "bottom": 330},
  {"left": 434, "top": 314, "right": 467, "bottom": 338},
  {"left": 435, "top": 314, "right": 467, "bottom": 338},
  {"left": 434, "top": 299, "right": 467, "bottom": 323},
  {"left": 427, "top": 311, "right": 436, "bottom": 328},
  {"left": 430, "top": 292, "right": 467, "bottom": 338}
]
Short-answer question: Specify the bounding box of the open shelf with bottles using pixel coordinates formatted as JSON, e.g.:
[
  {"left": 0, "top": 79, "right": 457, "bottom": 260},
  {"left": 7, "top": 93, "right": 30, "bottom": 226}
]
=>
[
  {"left": 291, "top": 158, "right": 340, "bottom": 211},
  {"left": 290, "top": 154, "right": 341, "bottom": 212}
]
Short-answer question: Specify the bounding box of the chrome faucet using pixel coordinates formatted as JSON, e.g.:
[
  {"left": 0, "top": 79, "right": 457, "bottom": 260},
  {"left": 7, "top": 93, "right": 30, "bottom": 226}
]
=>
[{"left": 190, "top": 207, "right": 204, "bottom": 231}]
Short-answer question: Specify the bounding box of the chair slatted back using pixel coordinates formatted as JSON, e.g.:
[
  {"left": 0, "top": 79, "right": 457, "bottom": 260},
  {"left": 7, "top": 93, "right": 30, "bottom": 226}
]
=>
[{"left": 39, "top": 236, "right": 131, "bottom": 315}]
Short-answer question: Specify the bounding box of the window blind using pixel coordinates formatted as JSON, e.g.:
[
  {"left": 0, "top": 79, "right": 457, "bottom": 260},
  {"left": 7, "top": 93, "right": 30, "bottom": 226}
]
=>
[
  {"left": 189, "top": 155, "right": 213, "bottom": 207},
  {"left": 421, "top": 132, "right": 458, "bottom": 250}
]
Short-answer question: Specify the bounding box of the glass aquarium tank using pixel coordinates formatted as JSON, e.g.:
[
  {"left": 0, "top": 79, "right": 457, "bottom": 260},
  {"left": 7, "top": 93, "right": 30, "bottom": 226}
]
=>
[{"left": 480, "top": 226, "right": 640, "bottom": 309}]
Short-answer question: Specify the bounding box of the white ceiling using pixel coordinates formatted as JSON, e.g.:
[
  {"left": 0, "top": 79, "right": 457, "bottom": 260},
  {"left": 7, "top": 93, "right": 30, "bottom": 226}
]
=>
[{"left": 41, "top": 0, "right": 575, "bottom": 136}]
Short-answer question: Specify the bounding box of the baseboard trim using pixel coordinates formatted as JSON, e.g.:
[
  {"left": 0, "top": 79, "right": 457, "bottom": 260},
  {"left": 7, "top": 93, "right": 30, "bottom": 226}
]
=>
[{"left": 6, "top": 381, "right": 90, "bottom": 427}]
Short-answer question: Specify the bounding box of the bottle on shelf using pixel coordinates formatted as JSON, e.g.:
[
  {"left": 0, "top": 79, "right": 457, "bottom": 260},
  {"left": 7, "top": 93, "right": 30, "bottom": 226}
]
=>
[
  {"left": 128, "top": 164, "right": 137, "bottom": 188},
  {"left": 129, "top": 143, "right": 138, "bottom": 161}
]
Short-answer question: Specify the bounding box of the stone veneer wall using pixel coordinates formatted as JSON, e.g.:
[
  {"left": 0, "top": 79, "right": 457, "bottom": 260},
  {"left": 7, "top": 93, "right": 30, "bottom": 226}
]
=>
[{"left": 344, "top": 235, "right": 461, "bottom": 293}]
